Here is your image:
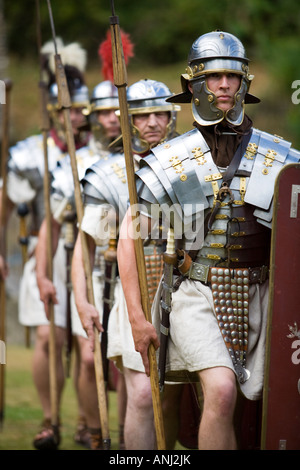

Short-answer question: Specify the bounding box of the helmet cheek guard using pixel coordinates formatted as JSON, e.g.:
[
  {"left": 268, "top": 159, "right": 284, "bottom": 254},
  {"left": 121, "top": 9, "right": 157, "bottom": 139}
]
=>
[
  {"left": 167, "top": 31, "right": 259, "bottom": 127},
  {"left": 126, "top": 79, "right": 180, "bottom": 154}
]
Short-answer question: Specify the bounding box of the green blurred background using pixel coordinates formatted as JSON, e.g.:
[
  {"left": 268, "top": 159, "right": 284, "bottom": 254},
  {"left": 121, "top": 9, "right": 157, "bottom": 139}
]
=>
[{"left": 2, "top": 0, "right": 300, "bottom": 147}]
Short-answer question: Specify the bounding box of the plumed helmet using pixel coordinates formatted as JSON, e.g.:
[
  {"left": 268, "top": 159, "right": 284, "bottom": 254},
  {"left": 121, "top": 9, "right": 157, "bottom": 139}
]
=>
[
  {"left": 126, "top": 79, "right": 180, "bottom": 154},
  {"left": 47, "top": 70, "right": 89, "bottom": 110},
  {"left": 167, "top": 31, "right": 259, "bottom": 126},
  {"left": 41, "top": 38, "right": 89, "bottom": 110}
]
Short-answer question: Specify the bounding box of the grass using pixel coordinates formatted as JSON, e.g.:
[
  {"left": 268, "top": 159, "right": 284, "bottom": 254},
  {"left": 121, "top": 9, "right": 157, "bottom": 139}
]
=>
[{"left": 0, "top": 344, "right": 120, "bottom": 450}]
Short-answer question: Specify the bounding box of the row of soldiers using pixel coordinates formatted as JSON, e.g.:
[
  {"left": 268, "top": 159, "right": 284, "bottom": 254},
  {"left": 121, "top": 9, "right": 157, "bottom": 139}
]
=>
[
  {"left": 0, "top": 36, "right": 187, "bottom": 450},
  {"left": 1, "top": 28, "right": 300, "bottom": 451}
]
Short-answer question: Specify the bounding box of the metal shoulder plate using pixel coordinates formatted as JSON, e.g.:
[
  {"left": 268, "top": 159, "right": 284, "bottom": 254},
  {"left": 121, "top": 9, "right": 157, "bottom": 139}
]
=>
[
  {"left": 51, "top": 146, "right": 99, "bottom": 200},
  {"left": 243, "top": 129, "right": 300, "bottom": 225},
  {"left": 137, "top": 128, "right": 218, "bottom": 220},
  {"left": 81, "top": 152, "right": 129, "bottom": 221},
  {"left": 8, "top": 135, "right": 64, "bottom": 189}
]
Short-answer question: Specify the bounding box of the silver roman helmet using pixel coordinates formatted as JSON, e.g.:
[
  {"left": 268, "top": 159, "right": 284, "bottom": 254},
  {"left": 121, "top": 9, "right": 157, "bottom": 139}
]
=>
[
  {"left": 167, "top": 31, "right": 259, "bottom": 126},
  {"left": 126, "top": 79, "right": 181, "bottom": 154},
  {"left": 83, "top": 80, "right": 119, "bottom": 145}
]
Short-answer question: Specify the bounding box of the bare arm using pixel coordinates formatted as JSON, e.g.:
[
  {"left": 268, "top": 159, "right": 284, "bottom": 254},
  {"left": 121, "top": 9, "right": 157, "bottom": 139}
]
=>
[
  {"left": 35, "top": 217, "right": 61, "bottom": 318},
  {"left": 71, "top": 233, "right": 103, "bottom": 350},
  {"left": 117, "top": 208, "right": 159, "bottom": 376}
]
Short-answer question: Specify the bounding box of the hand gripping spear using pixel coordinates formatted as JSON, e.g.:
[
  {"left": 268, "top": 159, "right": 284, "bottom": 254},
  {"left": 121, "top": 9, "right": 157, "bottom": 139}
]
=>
[
  {"left": 0, "top": 78, "right": 13, "bottom": 430},
  {"left": 109, "top": 0, "right": 166, "bottom": 449},
  {"left": 46, "top": 0, "right": 111, "bottom": 450},
  {"left": 36, "top": 0, "right": 59, "bottom": 441}
]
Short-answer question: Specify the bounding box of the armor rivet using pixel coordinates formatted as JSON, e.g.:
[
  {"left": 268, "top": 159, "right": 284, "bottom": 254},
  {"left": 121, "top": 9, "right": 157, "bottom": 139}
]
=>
[
  {"left": 244, "top": 308, "right": 248, "bottom": 315},
  {"left": 218, "top": 276, "right": 224, "bottom": 283},
  {"left": 226, "top": 300, "right": 231, "bottom": 307},
  {"left": 227, "top": 308, "right": 233, "bottom": 314},
  {"left": 211, "top": 268, "right": 218, "bottom": 275},
  {"left": 214, "top": 299, "right": 219, "bottom": 305},
  {"left": 218, "top": 269, "right": 223, "bottom": 275},
  {"left": 244, "top": 301, "right": 249, "bottom": 308},
  {"left": 208, "top": 94, "right": 214, "bottom": 102},
  {"left": 221, "top": 307, "right": 227, "bottom": 314},
  {"left": 237, "top": 286, "right": 243, "bottom": 292},
  {"left": 225, "top": 276, "right": 230, "bottom": 283},
  {"left": 180, "top": 174, "right": 187, "bottom": 182},
  {"left": 228, "top": 315, "right": 234, "bottom": 322},
  {"left": 220, "top": 299, "right": 226, "bottom": 305},
  {"left": 233, "top": 338, "right": 238, "bottom": 345},
  {"left": 237, "top": 293, "right": 242, "bottom": 300},
  {"left": 194, "top": 98, "right": 200, "bottom": 106},
  {"left": 212, "top": 283, "right": 218, "bottom": 290},
  {"left": 218, "top": 285, "right": 224, "bottom": 291},
  {"left": 213, "top": 291, "right": 218, "bottom": 298},
  {"left": 232, "top": 293, "right": 237, "bottom": 299},
  {"left": 237, "top": 270, "right": 243, "bottom": 276},
  {"left": 224, "top": 269, "right": 230, "bottom": 275},
  {"left": 211, "top": 275, "right": 218, "bottom": 282},
  {"left": 217, "top": 315, "right": 222, "bottom": 321},
  {"left": 262, "top": 168, "right": 269, "bottom": 175},
  {"left": 231, "top": 285, "right": 237, "bottom": 292},
  {"left": 222, "top": 315, "right": 228, "bottom": 322},
  {"left": 225, "top": 292, "right": 231, "bottom": 299}
]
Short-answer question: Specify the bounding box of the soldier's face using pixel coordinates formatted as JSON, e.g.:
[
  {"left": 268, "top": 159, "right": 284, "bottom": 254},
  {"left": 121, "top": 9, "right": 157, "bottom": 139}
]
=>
[
  {"left": 58, "top": 107, "right": 86, "bottom": 136},
  {"left": 97, "top": 109, "right": 121, "bottom": 139},
  {"left": 206, "top": 72, "right": 241, "bottom": 112},
  {"left": 133, "top": 112, "right": 170, "bottom": 146}
]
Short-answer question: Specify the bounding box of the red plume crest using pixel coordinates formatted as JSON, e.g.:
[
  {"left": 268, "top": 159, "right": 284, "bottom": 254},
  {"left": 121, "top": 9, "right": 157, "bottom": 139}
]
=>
[{"left": 98, "top": 29, "right": 134, "bottom": 82}]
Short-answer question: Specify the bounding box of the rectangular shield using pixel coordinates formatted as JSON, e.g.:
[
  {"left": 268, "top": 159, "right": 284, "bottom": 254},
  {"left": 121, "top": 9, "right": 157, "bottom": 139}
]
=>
[{"left": 261, "top": 163, "right": 300, "bottom": 450}]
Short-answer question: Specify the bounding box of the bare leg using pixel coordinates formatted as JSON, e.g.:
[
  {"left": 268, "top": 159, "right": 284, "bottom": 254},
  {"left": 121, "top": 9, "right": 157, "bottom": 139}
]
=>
[
  {"left": 77, "top": 335, "right": 100, "bottom": 429},
  {"left": 123, "top": 367, "right": 155, "bottom": 450},
  {"left": 116, "top": 372, "right": 127, "bottom": 449},
  {"left": 32, "top": 324, "right": 65, "bottom": 420},
  {"left": 198, "top": 367, "right": 237, "bottom": 450}
]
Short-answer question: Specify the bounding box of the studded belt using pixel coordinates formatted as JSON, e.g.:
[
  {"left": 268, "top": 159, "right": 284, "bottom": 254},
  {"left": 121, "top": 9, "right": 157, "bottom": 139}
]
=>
[
  {"left": 178, "top": 260, "right": 268, "bottom": 383},
  {"left": 186, "top": 262, "right": 269, "bottom": 285}
]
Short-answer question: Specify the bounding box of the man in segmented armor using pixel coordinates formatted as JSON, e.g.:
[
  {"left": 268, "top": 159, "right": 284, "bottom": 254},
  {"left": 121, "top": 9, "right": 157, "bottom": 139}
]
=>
[
  {"left": 35, "top": 79, "right": 122, "bottom": 449},
  {"left": 71, "top": 79, "right": 181, "bottom": 449},
  {"left": 0, "top": 39, "right": 90, "bottom": 450},
  {"left": 117, "top": 31, "right": 300, "bottom": 449}
]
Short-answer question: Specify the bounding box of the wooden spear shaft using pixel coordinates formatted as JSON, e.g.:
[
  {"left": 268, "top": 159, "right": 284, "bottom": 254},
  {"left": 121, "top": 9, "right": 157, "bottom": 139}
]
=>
[
  {"left": 109, "top": 3, "right": 166, "bottom": 449},
  {"left": 56, "top": 71, "right": 110, "bottom": 448},
  {"left": 37, "top": 0, "right": 59, "bottom": 434},
  {"left": 0, "top": 78, "right": 12, "bottom": 429},
  {"left": 39, "top": 79, "right": 59, "bottom": 431},
  {"left": 46, "top": 3, "right": 110, "bottom": 442}
]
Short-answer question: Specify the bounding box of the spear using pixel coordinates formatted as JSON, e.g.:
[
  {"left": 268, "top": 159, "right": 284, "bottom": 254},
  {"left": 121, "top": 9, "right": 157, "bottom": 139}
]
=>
[
  {"left": 17, "top": 202, "right": 31, "bottom": 348},
  {"left": 36, "top": 0, "right": 59, "bottom": 440},
  {"left": 109, "top": 0, "right": 166, "bottom": 449},
  {"left": 0, "top": 78, "right": 13, "bottom": 430},
  {"left": 46, "top": 0, "right": 111, "bottom": 449}
]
